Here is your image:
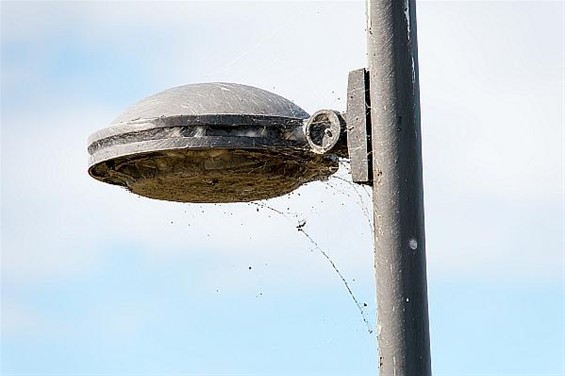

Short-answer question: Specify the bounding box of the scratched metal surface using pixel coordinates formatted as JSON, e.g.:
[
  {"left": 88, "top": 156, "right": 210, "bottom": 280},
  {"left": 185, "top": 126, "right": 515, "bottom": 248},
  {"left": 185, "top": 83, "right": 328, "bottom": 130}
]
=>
[
  {"left": 89, "top": 83, "right": 309, "bottom": 144},
  {"left": 115, "top": 82, "right": 308, "bottom": 122}
]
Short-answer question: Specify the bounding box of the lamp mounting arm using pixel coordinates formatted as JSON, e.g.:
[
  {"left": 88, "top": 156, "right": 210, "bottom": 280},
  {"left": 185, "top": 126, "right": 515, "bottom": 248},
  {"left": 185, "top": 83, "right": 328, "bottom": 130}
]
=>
[{"left": 303, "top": 68, "right": 373, "bottom": 185}]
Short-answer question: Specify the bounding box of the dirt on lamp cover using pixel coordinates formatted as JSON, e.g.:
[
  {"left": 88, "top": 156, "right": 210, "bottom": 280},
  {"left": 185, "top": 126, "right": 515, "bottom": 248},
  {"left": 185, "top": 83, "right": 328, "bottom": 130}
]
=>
[{"left": 89, "top": 148, "right": 339, "bottom": 203}]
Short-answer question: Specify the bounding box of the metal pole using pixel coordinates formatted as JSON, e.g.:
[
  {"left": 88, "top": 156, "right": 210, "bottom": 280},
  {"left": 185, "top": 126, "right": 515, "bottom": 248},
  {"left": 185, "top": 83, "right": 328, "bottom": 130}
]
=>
[{"left": 366, "top": 0, "right": 432, "bottom": 375}]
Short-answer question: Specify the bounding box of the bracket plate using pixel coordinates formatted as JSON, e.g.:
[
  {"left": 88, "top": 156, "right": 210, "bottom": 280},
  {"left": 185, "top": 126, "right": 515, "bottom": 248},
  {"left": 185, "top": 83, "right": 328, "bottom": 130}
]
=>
[{"left": 346, "top": 68, "right": 372, "bottom": 185}]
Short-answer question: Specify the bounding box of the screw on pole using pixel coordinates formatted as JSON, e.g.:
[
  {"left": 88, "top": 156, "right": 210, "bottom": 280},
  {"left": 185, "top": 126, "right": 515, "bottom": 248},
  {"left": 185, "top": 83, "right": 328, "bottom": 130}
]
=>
[{"left": 366, "top": 0, "right": 432, "bottom": 375}]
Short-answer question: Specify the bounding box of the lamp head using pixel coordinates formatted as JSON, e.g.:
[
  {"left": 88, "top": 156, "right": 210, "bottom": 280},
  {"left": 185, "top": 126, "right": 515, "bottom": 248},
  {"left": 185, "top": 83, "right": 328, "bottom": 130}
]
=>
[{"left": 88, "top": 83, "right": 339, "bottom": 203}]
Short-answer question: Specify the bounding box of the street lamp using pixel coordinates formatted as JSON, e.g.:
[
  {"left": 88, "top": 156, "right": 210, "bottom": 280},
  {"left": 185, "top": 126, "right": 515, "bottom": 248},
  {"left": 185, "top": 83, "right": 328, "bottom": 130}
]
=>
[
  {"left": 88, "top": 1, "right": 431, "bottom": 375},
  {"left": 88, "top": 82, "right": 346, "bottom": 203}
]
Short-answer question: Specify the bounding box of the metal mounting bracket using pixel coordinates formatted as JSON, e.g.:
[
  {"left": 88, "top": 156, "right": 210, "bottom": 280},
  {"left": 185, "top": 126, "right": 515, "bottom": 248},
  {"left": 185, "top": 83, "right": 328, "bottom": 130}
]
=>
[{"left": 346, "top": 68, "right": 372, "bottom": 185}]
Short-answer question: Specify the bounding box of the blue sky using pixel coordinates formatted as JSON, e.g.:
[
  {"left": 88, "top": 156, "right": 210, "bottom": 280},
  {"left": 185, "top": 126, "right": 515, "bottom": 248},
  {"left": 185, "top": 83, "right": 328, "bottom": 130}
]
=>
[{"left": 1, "top": 1, "right": 563, "bottom": 375}]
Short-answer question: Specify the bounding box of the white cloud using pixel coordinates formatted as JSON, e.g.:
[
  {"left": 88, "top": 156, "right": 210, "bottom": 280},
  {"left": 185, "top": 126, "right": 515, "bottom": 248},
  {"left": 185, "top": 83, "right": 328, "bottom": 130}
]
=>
[
  {"left": 0, "top": 301, "right": 44, "bottom": 337},
  {"left": 418, "top": 1, "right": 564, "bottom": 201}
]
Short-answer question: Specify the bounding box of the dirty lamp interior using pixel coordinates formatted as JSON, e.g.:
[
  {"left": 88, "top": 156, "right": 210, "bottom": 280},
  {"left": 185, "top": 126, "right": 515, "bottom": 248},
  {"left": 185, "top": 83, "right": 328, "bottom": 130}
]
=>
[{"left": 88, "top": 83, "right": 346, "bottom": 203}]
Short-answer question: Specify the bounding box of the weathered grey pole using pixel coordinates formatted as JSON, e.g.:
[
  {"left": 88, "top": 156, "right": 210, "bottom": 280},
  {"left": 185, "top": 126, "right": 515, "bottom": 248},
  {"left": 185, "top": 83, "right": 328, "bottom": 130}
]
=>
[{"left": 366, "top": 0, "right": 432, "bottom": 375}]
